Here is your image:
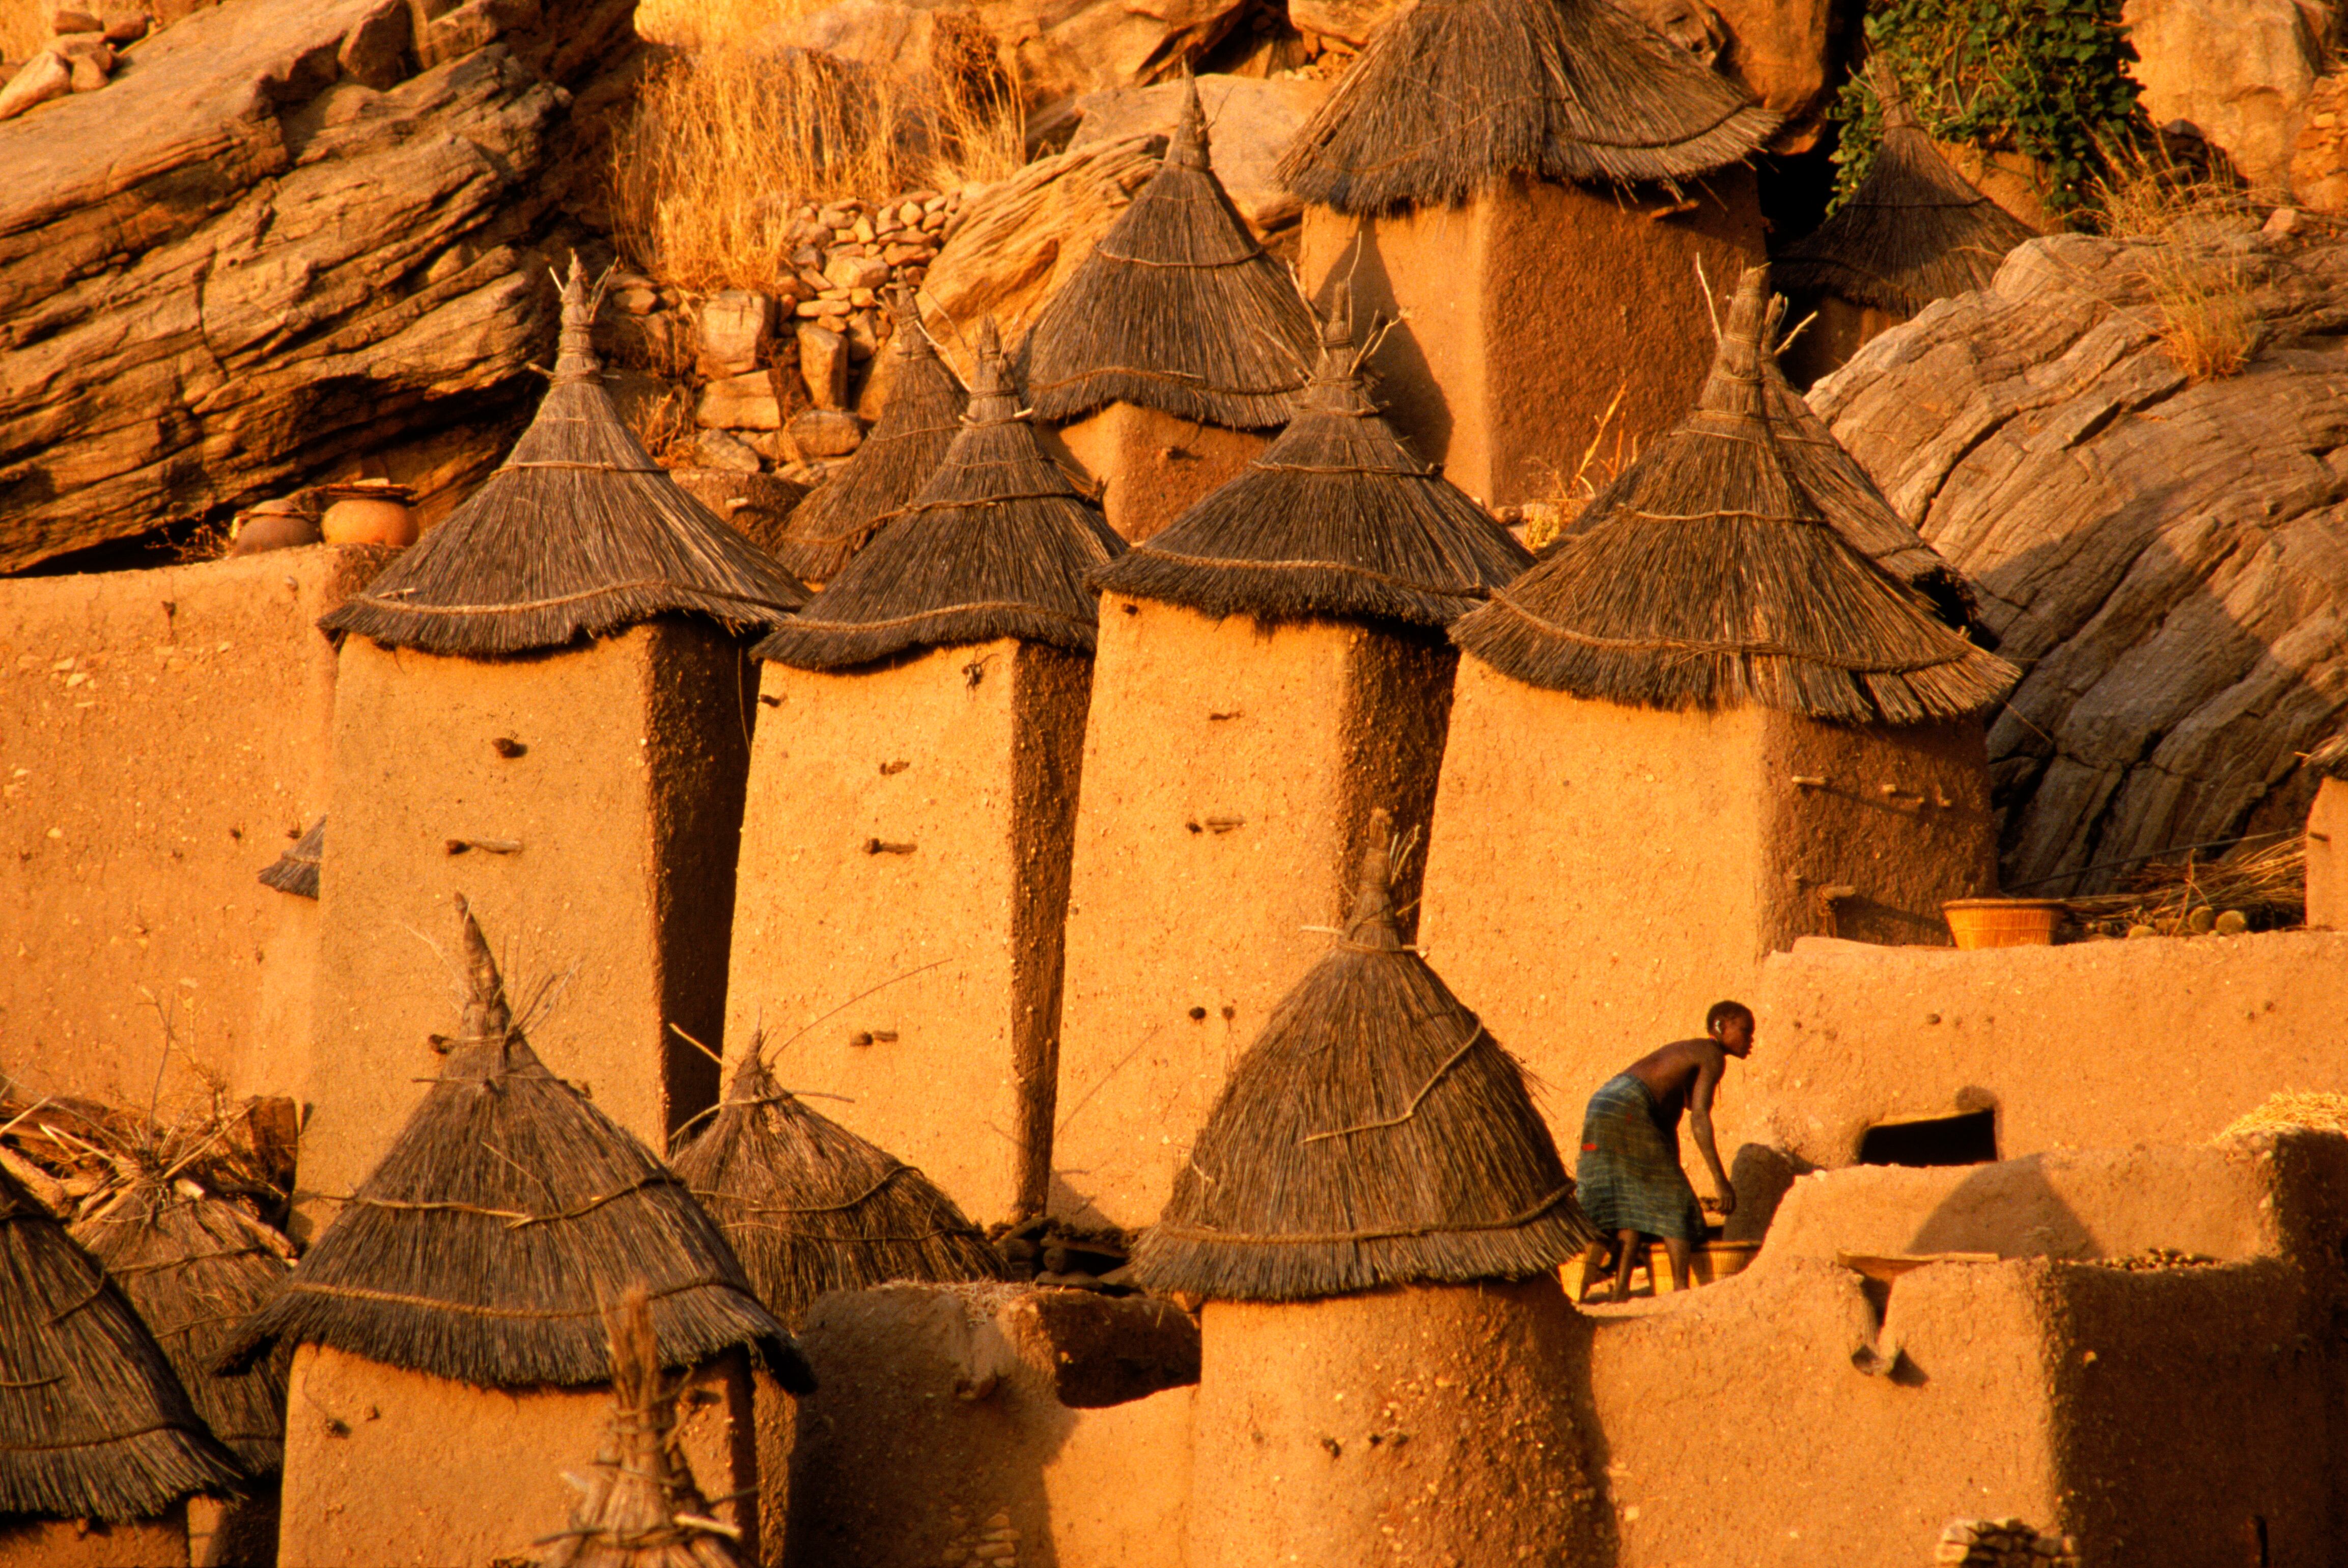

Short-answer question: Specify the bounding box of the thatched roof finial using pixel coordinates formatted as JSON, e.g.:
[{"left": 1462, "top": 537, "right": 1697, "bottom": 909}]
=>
[
  {"left": 964, "top": 316, "right": 1020, "bottom": 420},
  {"left": 1694, "top": 266, "right": 1776, "bottom": 418},
  {"left": 452, "top": 893, "right": 513, "bottom": 1060},
  {"left": 1343, "top": 808, "right": 1400, "bottom": 950},
  {"left": 553, "top": 257, "right": 599, "bottom": 385},
  {"left": 1167, "top": 74, "right": 1210, "bottom": 171}
]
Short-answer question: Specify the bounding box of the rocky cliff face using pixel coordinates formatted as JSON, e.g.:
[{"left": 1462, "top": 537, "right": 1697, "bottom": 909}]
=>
[
  {"left": 1813, "top": 230, "right": 2348, "bottom": 892},
  {"left": 0, "top": 0, "right": 641, "bottom": 572}
]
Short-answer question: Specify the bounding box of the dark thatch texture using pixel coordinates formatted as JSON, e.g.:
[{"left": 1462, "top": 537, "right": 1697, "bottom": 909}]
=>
[
  {"left": 1452, "top": 266, "right": 2019, "bottom": 724},
  {"left": 321, "top": 261, "right": 808, "bottom": 657},
  {"left": 1132, "top": 815, "right": 1599, "bottom": 1301},
  {"left": 1020, "top": 78, "right": 1318, "bottom": 429},
  {"left": 73, "top": 1186, "right": 292, "bottom": 1477},
  {"left": 1276, "top": 0, "right": 1781, "bottom": 212},
  {"left": 220, "top": 896, "right": 809, "bottom": 1392},
  {"left": 771, "top": 292, "right": 969, "bottom": 584},
  {"left": 1092, "top": 287, "right": 1529, "bottom": 627},
  {"left": 257, "top": 816, "right": 324, "bottom": 900},
  {"left": 752, "top": 318, "right": 1125, "bottom": 671},
  {"left": 669, "top": 1048, "right": 1009, "bottom": 1330},
  {"left": 537, "top": 1287, "right": 746, "bottom": 1568},
  {"left": 0, "top": 1166, "right": 244, "bottom": 1523},
  {"left": 1775, "top": 73, "right": 2037, "bottom": 316}
]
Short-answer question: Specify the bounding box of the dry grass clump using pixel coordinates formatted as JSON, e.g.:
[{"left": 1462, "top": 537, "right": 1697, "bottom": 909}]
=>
[
  {"left": 2092, "top": 143, "right": 2263, "bottom": 381},
  {"left": 612, "top": 26, "right": 1023, "bottom": 295},
  {"left": 2062, "top": 834, "right": 2304, "bottom": 935},
  {"left": 2216, "top": 1090, "right": 2348, "bottom": 1141}
]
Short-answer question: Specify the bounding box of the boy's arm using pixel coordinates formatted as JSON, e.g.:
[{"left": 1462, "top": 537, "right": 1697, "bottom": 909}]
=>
[{"left": 1687, "top": 1049, "right": 1736, "bottom": 1215}]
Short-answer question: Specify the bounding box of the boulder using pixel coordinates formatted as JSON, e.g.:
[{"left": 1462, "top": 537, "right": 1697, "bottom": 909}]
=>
[
  {"left": 695, "top": 289, "right": 775, "bottom": 379},
  {"left": 0, "top": 0, "right": 644, "bottom": 572},
  {"left": 1070, "top": 73, "right": 1328, "bottom": 234},
  {"left": 2290, "top": 69, "right": 2348, "bottom": 210},
  {"left": 797, "top": 323, "right": 851, "bottom": 409},
  {"left": 788, "top": 406, "right": 865, "bottom": 456},
  {"left": 0, "top": 51, "right": 71, "bottom": 120},
  {"left": 918, "top": 131, "right": 1163, "bottom": 378},
  {"left": 2122, "top": 0, "right": 2323, "bottom": 191},
  {"left": 1811, "top": 232, "right": 2348, "bottom": 891},
  {"left": 697, "top": 370, "right": 786, "bottom": 430}
]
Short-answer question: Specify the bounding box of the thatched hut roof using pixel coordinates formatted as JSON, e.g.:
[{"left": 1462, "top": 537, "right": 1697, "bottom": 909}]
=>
[
  {"left": 670, "top": 1047, "right": 1009, "bottom": 1330},
  {"left": 1132, "top": 814, "right": 1598, "bottom": 1301},
  {"left": 73, "top": 1186, "right": 292, "bottom": 1477},
  {"left": 1775, "top": 73, "right": 2037, "bottom": 316},
  {"left": 538, "top": 1286, "right": 746, "bottom": 1568},
  {"left": 1452, "top": 267, "right": 2019, "bottom": 724},
  {"left": 221, "top": 897, "right": 808, "bottom": 1391},
  {"left": 322, "top": 262, "right": 808, "bottom": 657},
  {"left": 1091, "top": 287, "right": 1530, "bottom": 627},
  {"left": 770, "top": 291, "right": 969, "bottom": 585},
  {"left": 752, "top": 318, "right": 1125, "bottom": 671},
  {"left": 1276, "top": 0, "right": 1782, "bottom": 212},
  {"left": 257, "top": 816, "right": 324, "bottom": 900},
  {"left": 0, "top": 1166, "right": 243, "bottom": 1522},
  {"left": 1020, "top": 78, "right": 1318, "bottom": 430}
]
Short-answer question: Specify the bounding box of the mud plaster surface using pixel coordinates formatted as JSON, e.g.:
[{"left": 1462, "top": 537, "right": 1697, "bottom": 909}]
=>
[
  {"left": 299, "top": 621, "right": 754, "bottom": 1234},
  {"left": 1191, "top": 1279, "right": 1601, "bottom": 1568},
  {"left": 723, "top": 639, "right": 1089, "bottom": 1226},
  {"left": 2308, "top": 776, "right": 2344, "bottom": 928},
  {"left": 0, "top": 545, "right": 383, "bottom": 1113},
  {"left": 0, "top": 1512, "right": 187, "bottom": 1568},
  {"left": 1051, "top": 600, "right": 1454, "bottom": 1227},
  {"left": 1420, "top": 664, "right": 1992, "bottom": 1157},
  {"left": 278, "top": 1346, "right": 757, "bottom": 1568},
  {"left": 1302, "top": 172, "right": 1766, "bottom": 509},
  {"left": 1046, "top": 403, "right": 1268, "bottom": 544}
]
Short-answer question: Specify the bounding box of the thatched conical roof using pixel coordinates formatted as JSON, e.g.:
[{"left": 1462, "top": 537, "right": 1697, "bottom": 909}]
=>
[
  {"left": 752, "top": 319, "right": 1126, "bottom": 671},
  {"left": 0, "top": 1166, "right": 243, "bottom": 1522},
  {"left": 1776, "top": 71, "right": 2037, "bottom": 316},
  {"left": 538, "top": 1287, "right": 746, "bottom": 1568},
  {"left": 1277, "top": 0, "right": 1782, "bottom": 212},
  {"left": 1452, "top": 267, "right": 2019, "bottom": 724},
  {"left": 771, "top": 291, "right": 970, "bottom": 585},
  {"left": 73, "top": 1185, "right": 292, "bottom": 1477},
  {"left": 257, "top": 816, "right": 324, "bottom": 900},
  {"left": 670, "top": 1046, "right": 1009, "bottom": 1330},
  {"left": 322, "top": 262, "right": 808, "bottom": 656},
  {"left": 1091, "top": 287, "right": 1530, "bottom": 627},
  {"left": 1020, "top": 78, "right": 1318, "bottom": 430},
  {"left": 1132, "top": 814, "right": 1599, "bottom": 1301},
  {"left": 221, "top": 897, "right": 808, "bottom": 1391}
]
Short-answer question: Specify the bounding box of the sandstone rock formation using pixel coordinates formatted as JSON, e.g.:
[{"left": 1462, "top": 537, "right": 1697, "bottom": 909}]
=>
[
  {"left": 1069, "top": 72, "right": 1328, "bottom": 235},
  {"left": 0, "top": 0, "right": 639, "bottom": 573},
  {"left": 2122, "top": 0, "right": 2330, "bottom": 192},
  {"left": 1812, "top": 231, "right": 2348, "bottom": 892}
]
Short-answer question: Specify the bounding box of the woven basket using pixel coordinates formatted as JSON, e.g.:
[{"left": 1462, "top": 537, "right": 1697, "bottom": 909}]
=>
[{"left": 1942, "top": 898, "right": 2066, "bottom": 949}]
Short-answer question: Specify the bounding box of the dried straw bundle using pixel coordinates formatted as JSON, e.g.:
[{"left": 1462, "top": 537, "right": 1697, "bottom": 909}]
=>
[
  {"left": 1452, "top": 267, "right": 2018, "bottom": 724},
  {"left": 537, "top": 1286, "right": 745, "bottom": 1568},
  {"left": 669, "top": 1048, "right": 1009, "bottom": 1329},
  {"left": 221, "top": 897, "right": 807, "bottom": 1391},
  {"left": 1092, "top": 287, "right": 1529, "bottom": 626},
  {"left": 1020, "top": 78, "right": 1317, "bottom": 429},
  {"left": 1775, "top": 73, "right": 2037, "bottom": 316},
  {"left": 1132, "top": 815, "right": 1598, "bottom": 1301},
  {"left": 73, "top": 1185, "right": 292, "bottom": 1476},
  {"left": 1276, "top": 0, "right": 1780, "bottom": 211},
  {"left": 323, "top": 261, "right": 808, "bottom": 657},
  {"left": 2217, "top": 1090, "right": 2348, "bottom": 1141},
  {"left": 772, "top": 292, "right": 969, "bottom": 584},
  {"left": 0, "top": 1165, "right": 243, "bottom": 1522},
  {"left": 753, "top": 318, "right": 1125, "bottom": 671},
  {"left": 257, "top": 816, "right": 324, "bottom": 900}
]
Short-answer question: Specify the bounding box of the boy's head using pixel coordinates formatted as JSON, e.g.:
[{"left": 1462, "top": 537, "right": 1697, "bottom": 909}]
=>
[{"left": 1706, "top": 1000, "right": 1755, "bottom": 1057}]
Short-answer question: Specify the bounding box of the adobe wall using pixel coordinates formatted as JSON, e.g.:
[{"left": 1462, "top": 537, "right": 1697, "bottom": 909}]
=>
[
  {"left": 722, "top": 638, "right": 1088, "bottom": 1226},
  {"left": 783, "top": 1283, "right": 1196, "bottom": 1568},
  {"left": 1048, "top": 404, "right": 1268, "bottom": 544},
  {"left": 278, "top": 1345, "right": 758, "bottom": 1568},
  {"left": 1725, "top": 930, "right": 2348, "bottom": 1177},
  {"left": 0, "top": 545, "right": 384, "bottom": 1114},
  {"left": 2309, "top": 776, "right": 2344, "bottom": 928},
  {"left": 1051, "top": 599, "right": 1456, "bottom": 1227},
  {"left": 1422, "top": 669, "right": 1995, "bottom": 1145},
  {"left": 299, "top": 621, "right": 755, "bottom": 1231},
  {"left": 1301, "top": 171, "right": 1767, "bottom": 508},
  {"left": 1190, "top": 1278, "right": 1602, "bottom": 1568},
  {"left": 0, "top": 1511, "right": 188, "bottom": 1568}
]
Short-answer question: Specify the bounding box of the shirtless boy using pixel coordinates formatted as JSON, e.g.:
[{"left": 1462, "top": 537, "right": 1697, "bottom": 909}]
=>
[{"left": 1575, "top": 1001, "right": 1755, "bottom": 1303}]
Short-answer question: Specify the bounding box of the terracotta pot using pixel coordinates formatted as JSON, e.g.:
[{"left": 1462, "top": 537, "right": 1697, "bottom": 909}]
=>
[
  {"left": 320, "top": 495, "right": 417, "bottom": 547},
  {"left": 1943, "top": 897, "right": 2067, "bottom": 950},
  {"left": 229, "top": 511, "right": 322, "bottom": 556}
]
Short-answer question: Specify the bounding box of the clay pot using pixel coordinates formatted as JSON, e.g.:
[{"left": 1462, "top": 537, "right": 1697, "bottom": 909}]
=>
[
  {"left": 228, "top": 509, "right": 322, "bottom": 556},
  {"left": 320, "top": 494, "right": 417, "bottom": 547}
]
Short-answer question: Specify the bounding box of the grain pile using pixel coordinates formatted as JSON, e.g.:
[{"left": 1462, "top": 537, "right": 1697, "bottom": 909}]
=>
[
  {"left": 1932, "top": 1518, "right": 2079, "bottom": 1566},
  {"left": 2217, "top": 1089, "right": 2348, "bottom": 1140}
]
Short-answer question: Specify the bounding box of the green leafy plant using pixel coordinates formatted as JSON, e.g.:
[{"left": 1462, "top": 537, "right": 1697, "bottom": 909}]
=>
[{"left": 1829, "top": 0, "right": 2149, "bottom": 217}]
